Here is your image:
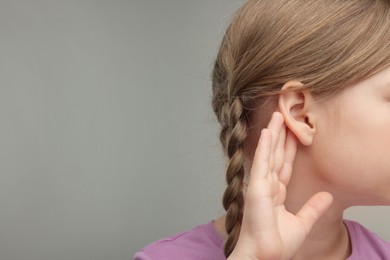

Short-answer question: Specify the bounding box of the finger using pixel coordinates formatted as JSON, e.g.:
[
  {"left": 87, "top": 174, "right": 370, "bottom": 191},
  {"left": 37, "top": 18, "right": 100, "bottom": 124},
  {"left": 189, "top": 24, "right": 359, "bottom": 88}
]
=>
[
  {"left": 249, "top": 128, "right": 272, "bottom": 181},
  {"left": 296, "top": 191, "right": 333, "bottom": 235},
  {"left": 267, "top": 112, "right": 284, "bottom": 172},
  {"left": 278, "top": 130, "right": 297, "bottom": 185},
  {"left": 274, "top": 124, "right": 286, "bottom": 173}
]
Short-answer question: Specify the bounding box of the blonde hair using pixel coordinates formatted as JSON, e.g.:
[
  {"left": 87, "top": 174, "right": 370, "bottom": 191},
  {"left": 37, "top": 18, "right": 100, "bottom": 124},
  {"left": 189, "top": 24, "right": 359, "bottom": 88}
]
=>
[{"left": 211, "top": 0, "right": 390, "bottom": 257}]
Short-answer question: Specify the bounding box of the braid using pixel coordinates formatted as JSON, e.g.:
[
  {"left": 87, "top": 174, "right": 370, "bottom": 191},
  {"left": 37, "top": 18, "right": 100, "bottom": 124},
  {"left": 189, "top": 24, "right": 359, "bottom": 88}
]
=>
[
  {"left": 220, "top": 98, "right": 248, "bottom": 257},
  {"left": 211, "top": 22, "right": 249, "bottom": 257}
]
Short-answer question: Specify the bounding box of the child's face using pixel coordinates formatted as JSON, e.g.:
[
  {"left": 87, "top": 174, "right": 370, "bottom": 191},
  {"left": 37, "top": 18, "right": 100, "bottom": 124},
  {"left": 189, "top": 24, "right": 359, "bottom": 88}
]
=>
[{"left": 311, "top": 66, "right": 390, "bottom": 205}]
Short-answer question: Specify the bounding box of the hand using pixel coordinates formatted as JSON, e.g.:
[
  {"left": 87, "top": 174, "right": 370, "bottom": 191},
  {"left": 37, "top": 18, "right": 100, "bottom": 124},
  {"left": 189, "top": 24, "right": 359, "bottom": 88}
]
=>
[{"left": 228, "top": 111, "right": 333, "bottom": 260}]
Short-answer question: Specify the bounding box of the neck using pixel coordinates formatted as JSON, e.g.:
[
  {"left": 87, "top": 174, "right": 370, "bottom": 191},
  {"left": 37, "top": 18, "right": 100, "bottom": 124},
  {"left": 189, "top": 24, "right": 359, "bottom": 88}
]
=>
[
  {"left": 285, "top": 148, "right": 351, "bottom": 259},
  {"left": 289, "top": 207, "right": 350, "bottom": 259}
]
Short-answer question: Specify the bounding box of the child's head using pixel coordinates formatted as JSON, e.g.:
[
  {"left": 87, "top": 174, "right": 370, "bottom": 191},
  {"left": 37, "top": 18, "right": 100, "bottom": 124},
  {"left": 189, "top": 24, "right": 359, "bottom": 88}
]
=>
[{"left": 211, "top": 0, "right": 390, "bottom": 256}]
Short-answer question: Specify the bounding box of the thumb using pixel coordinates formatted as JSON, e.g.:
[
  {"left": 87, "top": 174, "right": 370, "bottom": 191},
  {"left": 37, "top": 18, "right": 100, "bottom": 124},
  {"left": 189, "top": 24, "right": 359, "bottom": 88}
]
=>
[{"left": 296, "top": 191, "right": 334, "bottom": 234}]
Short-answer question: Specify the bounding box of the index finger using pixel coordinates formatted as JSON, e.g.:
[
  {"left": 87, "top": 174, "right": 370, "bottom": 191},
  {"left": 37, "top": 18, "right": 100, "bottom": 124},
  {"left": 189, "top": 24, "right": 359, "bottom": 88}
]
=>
[{"left": 249, "top": 128, "right": 272, "bottom": 180}]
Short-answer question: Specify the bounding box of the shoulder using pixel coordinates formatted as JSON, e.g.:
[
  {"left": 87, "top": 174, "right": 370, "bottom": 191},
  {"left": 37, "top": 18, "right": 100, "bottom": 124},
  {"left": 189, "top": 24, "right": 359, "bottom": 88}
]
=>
[
  {"left": 344, "top": 219, "right": 390, "bottom": 259},
  {"left": 133, "top": 221, "right": 225, "bottom": 260}
]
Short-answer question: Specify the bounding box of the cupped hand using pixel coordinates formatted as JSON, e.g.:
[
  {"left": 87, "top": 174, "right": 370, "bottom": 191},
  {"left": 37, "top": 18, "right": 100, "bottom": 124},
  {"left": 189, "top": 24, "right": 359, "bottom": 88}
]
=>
[{"left": 228, "top": 111, "right": 333, "bottom": 260}]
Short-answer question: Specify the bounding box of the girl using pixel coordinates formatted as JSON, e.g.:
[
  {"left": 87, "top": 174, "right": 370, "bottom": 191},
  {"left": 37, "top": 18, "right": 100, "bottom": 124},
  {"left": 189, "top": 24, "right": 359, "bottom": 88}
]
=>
[{"left": 134, "top": 0, "right": 390, "bottom": 259}]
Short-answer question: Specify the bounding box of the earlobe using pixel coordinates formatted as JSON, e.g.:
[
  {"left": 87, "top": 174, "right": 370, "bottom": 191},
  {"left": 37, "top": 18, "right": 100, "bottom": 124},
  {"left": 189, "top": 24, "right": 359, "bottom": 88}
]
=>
[{"left": 278, "top": 81, "right": 317, "bottom": 146}]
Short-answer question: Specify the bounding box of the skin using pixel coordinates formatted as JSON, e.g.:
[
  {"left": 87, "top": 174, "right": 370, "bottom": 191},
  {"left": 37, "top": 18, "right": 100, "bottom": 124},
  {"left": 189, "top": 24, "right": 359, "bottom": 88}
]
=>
[{"left": 213, "top": 66, "right": 390, "bottom": 259}]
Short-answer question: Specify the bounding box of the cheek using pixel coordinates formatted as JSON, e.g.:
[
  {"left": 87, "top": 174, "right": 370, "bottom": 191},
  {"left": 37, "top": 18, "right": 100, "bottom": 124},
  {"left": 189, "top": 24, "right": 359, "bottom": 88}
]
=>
[
  {"left": 311, "top": 108, "right": 390, "bottom": 195},
  {"left": 311, "top": 134, "right": 366, "bottom": 188}
]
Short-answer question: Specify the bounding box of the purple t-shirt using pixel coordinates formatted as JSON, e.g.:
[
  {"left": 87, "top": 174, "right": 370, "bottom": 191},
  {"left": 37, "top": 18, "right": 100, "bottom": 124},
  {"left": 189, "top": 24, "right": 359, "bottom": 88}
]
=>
[{"left": 133, "top": 219, "right": 390, "bottom": 260}]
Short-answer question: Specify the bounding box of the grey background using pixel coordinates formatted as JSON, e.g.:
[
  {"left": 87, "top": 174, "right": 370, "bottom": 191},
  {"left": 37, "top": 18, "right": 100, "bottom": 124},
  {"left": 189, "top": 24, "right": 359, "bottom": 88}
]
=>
[{"left": 0, "top": 1, "right": 389, "bottom": 260}]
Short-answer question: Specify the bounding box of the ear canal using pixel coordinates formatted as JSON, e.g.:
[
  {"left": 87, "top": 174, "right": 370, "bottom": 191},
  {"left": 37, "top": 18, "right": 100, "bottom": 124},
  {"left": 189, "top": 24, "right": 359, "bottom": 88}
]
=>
[{"left": 305, "top": 116, "right": 313, "bottom": 128}]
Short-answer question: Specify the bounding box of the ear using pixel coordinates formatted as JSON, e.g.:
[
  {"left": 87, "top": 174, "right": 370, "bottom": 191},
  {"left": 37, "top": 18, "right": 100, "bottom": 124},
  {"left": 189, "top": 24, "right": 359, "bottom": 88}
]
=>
[{"left": 278, "top": 81, "right": 317, "bottom": 146}]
